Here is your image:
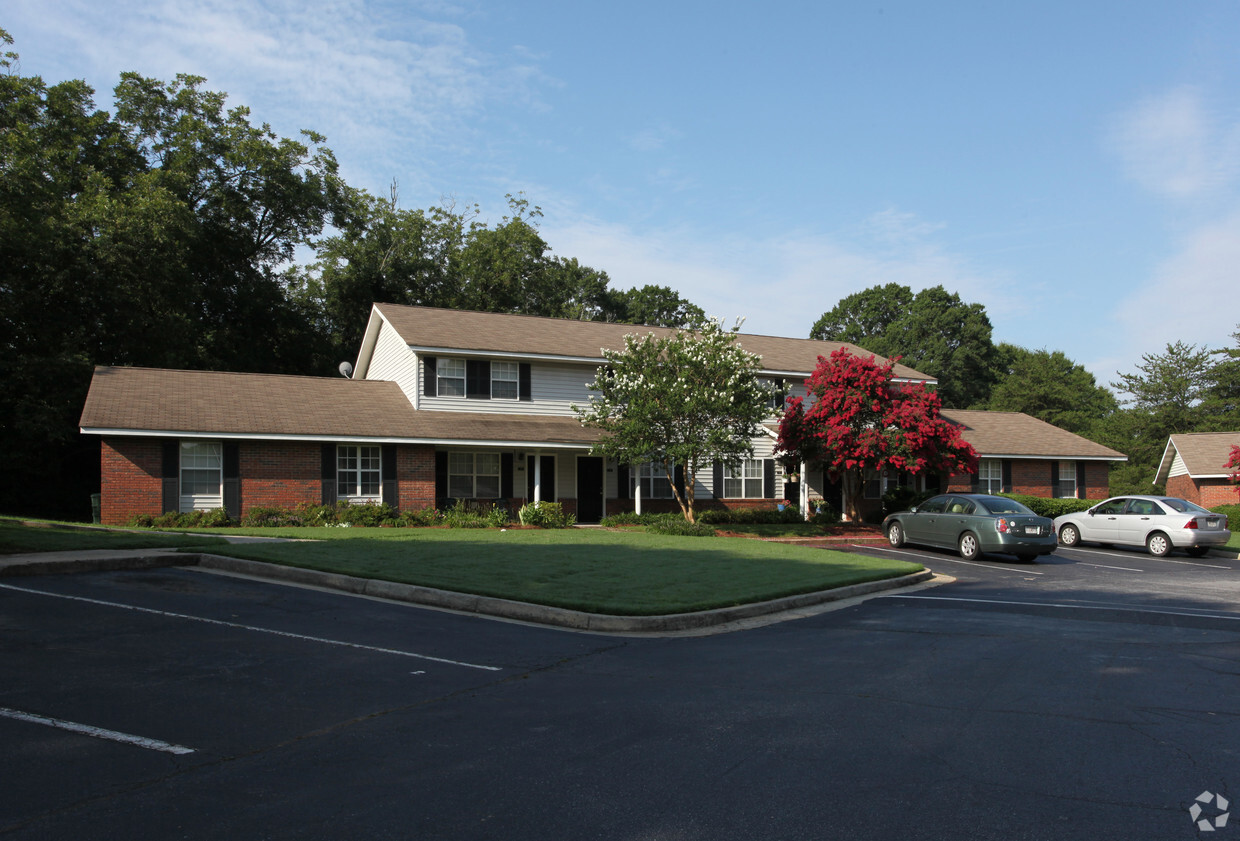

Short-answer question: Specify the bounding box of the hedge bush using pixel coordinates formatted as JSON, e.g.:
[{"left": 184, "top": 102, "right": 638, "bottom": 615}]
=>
[
  {"left": 698, "top": 506, "right": 804, "bottom": 525},
  {"left": 645, "top": 518, "right": 717, "bottom": 537},
  {"left": 599, "top": 511, "right": 684, "bottom": 527},
  {"left": 998, "top": 494, "right": 1100, "bottom": 518},
  {"left": 127, "top": 508, "right": 233, "bottom": 528},
  {"left": 517, "top": 501, "right": 575, "bottom": 528}
]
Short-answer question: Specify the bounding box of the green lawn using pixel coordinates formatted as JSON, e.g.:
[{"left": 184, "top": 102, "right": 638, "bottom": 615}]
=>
[
  {"left": 0, "top": 520, "right": 229, "bottom": 554},
  {"left": 190, "top": 527, "right": 922, "bottom": 615}
]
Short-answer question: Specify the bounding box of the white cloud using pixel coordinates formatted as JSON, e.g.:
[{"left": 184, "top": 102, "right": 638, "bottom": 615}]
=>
[
  {"left": 1109, "top": 210, "right": 1240, "bottom": 368},
  {"left": 1109, "top": 86, "right": 1240, "bottom": 199},
  {"left": 545, "top": 208, "right": 1013, "bottom": 341}
]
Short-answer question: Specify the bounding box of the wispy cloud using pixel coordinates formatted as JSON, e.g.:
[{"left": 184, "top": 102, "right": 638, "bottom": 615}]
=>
[{"left": 1109, "top": 85, "right": 1240, "bottom": 200}]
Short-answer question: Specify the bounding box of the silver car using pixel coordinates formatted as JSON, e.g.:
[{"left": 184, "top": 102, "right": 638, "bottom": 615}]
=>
[{"left": 1053, "top": 495, "right": 1231, "bottom": 557}]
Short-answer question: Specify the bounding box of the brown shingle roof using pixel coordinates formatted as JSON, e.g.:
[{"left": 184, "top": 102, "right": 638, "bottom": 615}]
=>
[
  {"left": 941, "top": 409, "right": 1126, "bottom": 460},
  {"left": 1156, "top": 432, "right": 1240, "bottom": 481},
  {"left": 80, "top": 366, "right": 601, "bottom": 447},
  {"left": 372, "top": 303, "right": 934, "bottom": 381}
]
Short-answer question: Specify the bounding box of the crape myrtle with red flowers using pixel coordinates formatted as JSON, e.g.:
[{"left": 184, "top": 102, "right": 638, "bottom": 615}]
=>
[
  {"left": 1229, "top": 445, "right": 1240, "bottom": 500},
  {"left": 777, "top": 348, "right": 979, "bottom": 522}
]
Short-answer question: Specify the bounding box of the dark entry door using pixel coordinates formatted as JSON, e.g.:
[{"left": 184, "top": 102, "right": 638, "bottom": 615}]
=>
[{"left": 576, "top": 457, "right": 604, "bottom": 524}]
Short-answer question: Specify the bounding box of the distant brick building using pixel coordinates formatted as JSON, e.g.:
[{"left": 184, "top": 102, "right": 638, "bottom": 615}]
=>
[{"left": 1155, "top": 433, "right": 1240, "bottom": 507}]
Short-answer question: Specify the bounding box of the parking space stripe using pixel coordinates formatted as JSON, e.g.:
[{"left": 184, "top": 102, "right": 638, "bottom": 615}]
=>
[
  {"left": 0, "top": 582, "right": 501, "bottom": 672},
  {"left": 885, "top": 593, "right": 1240, "bottom": 623},
  {"left": 1078, "top": 562, "right": 1144, "bottom": 572},
  {"left": 862, "top": 545, "right": 1045, "bottom": 574},
  {"left": 0, "top": 706, "right": 195, "bottom": 754}
]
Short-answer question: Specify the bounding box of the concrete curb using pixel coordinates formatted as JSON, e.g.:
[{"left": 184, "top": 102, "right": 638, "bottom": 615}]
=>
[
  {"left": 192, "top": 553, "right": 936, "bottom": 633},
  {"left": 0, "top": 549, "right": 190, "bottom": 577}
]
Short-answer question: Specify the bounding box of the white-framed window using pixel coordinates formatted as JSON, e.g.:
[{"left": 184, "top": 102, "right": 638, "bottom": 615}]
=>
[
  {"left": 723, "top": 459, "right": 763, "bottom": 498},
  {"left": 448, "top": 452, "right": 501, "bottom": 498},
  {"left": 492, "top": 361, "right": 519, "bottom": 400},
  {"left": 977, "top": 459, "right": 1002, "bottom": 494},
  {"left": 633, "top": 461, "right": 675, "bottom": 498},
  {"left": 338, "top": 445, "right": 381, "bottom": 499},
  {"left": 436, "top": 358, "right": 465, "bottom": 397},
  {"left": 180, "top": 441, "right": 222, "bottom": 511},
  {"left": 761, "top": 378, "right": 787, "bottom": 413},
  {"left": 1057, "top": 460, "right": 1077, "bottom": 498}
]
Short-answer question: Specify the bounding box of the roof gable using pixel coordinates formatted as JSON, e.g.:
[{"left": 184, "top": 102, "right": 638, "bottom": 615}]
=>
[
  {"left": 1155, "top": 432, "right": 1240, "bottom": 482},
  {"left": 941, "top": 410, "right": 1126, "bottom": 461},
  {"left": 367, "top": 303, "right": 935, "bottom": 382}
]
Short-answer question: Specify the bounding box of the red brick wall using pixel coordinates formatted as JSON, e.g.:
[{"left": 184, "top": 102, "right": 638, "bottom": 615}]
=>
[
  {"left": 946, "top": 460, "right": 1111, "bottom": 499},
  {"left": 240, "top": 442, "right": 321, "bottom": 513},
  {"left": 101, "top": 438, "right": 164, "bottom": 525},
  {"left": 1167, "top": 474, "right": 1240, "bottom": 507},
  {"left": 398, "top": 445, "right": 436, "bottom": 510}
]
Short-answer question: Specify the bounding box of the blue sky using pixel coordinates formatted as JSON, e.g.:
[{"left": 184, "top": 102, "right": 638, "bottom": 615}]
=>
[{"left": 7, "top": 1, "right": 1240, "bottom": 385}]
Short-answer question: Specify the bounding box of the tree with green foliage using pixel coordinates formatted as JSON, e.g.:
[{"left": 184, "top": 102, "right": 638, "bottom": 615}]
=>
[
  {"left": 810, "top": 284, "right": 998, "bottom": 409},
  {"left": 1201, "top": 327, "right": 1240, "bottom": 430},
  {"left": 601, "top": 284, "right": 707, "bottom": 328},
  {"left": 573, "top": 319, "right": 773, "bottom": 522},
  {"left": 0, "top": 29, "right": 344, "bottom": 516},
  {"left": 983, "top": 344, "right": 1118, "bottom": 436}
]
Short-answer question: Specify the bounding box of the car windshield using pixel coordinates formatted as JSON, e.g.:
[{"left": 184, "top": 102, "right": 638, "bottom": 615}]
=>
[
  {"left": 1160, "top": 497, "right": 1210, "bottom": 514},
  {"left": 978, "top": 498, "right": 1033, "bottom": 515}
]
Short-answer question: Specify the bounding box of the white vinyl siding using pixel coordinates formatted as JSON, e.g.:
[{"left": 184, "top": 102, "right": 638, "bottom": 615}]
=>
[
  {"left": 179, "top": 441, "right": 222, "bottom": 512},
  {"left": 365, "top": 321, "right": 420, "bottom": 405},
  {"left": 421, "top": 360, "right": 599, "bottom": 416}
]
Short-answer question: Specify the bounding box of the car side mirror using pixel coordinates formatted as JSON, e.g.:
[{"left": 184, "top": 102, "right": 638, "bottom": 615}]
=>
[{"left": 910, "top": 506, "right": 918, "bottom": 514}]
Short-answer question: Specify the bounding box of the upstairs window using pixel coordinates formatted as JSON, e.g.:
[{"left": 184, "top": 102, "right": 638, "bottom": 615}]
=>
[
  {"left": 492, "top": 362, "right": 519, "bottom": 400},
  {"left": 436, "top": 358, "right": 466, "bottom": 397}
]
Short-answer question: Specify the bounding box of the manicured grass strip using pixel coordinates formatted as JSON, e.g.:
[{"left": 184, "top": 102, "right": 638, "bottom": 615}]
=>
[
  {"left": 202, "top": 528, "right": 922, "bottom": 616},
  {"left": 0, "top": 521, "right": 229, "bottom": 555}
]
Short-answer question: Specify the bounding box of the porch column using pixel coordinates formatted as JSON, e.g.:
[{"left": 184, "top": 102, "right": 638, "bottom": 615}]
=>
[
  {"left": 799, "top": 459, "right": 809, "bottom": 519},
  {"left": 533, "top": 452, "right": 542, "bottom": 503},
  {"left": 634, "top": 464, "right": 643, "bottom": 516}
]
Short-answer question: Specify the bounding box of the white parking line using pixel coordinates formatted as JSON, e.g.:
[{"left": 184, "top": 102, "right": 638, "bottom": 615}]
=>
[
  {"left": 862, "top": 545, "right": 1045, "bottom": 574},
  {"left": 886, "top": 594, "right": 1240, "bottom": 623},
  {"left": 1064, "top": 547, "right": 1231, "bottom": 570},
  {"left": 0, "top": 706, "right": 195, "bottom": 754},
  {"left": 0, "top": 582, "right": 501, "bottom": 672},
  {"left": 1078, "top": 562, "right": 1144, "bottom": 572}
]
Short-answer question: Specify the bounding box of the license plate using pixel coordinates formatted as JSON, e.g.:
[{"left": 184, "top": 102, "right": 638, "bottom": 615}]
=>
[
  {"left": 1208, "top": 518, "right": 1220, "bottom": 528},
  {"left": 1024, "top": 526, "right": 1041, "bottom": 535}
]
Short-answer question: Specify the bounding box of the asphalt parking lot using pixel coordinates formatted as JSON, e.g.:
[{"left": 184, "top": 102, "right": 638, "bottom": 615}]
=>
[{"left": 2, "top": 542, "right": 1239, "bottom": 840}]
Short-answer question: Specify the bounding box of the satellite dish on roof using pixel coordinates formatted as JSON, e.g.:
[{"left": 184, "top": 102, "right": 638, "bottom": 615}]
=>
[{"left": 338, "top": 361, "right": 354, "bottom": 378}]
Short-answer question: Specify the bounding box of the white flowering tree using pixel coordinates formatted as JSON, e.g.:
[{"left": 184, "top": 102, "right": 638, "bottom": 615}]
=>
[{"left": 574, "top": 318, "right": 774, "bottom": 523}]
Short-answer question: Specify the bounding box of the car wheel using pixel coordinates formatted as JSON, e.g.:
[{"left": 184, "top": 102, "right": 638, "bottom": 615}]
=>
[
  {"left": 887, "top": 522, "right": 905, "bottom": 548},
  {"left": 958, "top": 532, "right": 980, "bottom": 561},
  {"left": 1186, "top": 546, "right": 1210, "bottom": 558},
  {"left": 1146, "top": 532, "right": 1171, "bottom": 557},
  {"left": 1058, "top": 524, "right": 1080, "bottom": 547}
]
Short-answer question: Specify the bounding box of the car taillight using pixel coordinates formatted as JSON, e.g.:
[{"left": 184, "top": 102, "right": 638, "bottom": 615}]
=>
[
  {"left": 1184, "top": 519, "right": 1199, "bottom": 530},
  {"left": 995, "top": 518, "right": 1010, "bottom": 533}
]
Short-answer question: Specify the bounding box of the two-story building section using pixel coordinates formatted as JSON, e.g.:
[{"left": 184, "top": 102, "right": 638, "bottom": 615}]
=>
[{"left": 79, "top": 303, "right": 1126, "bottom": 525}]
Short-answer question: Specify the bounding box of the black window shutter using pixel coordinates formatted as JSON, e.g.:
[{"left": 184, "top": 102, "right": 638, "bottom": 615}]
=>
[
  {"left": 775, "top": 379, "right": 787, "bottom": 412},
  {"left": 518, "top": 363, "right": 532, "bottom": 401},
  {"left": 712, "top": 461, "right": 724, "bottom": 498},
  {"left": 618, "top": 463, "right": 630, "bottom": 499},
  {"left": 763, "top": 459, "right": 776, "bottom": 499},
  {"left": 321, "top": 444, "right": 337, "bottom": 505},
  {"left": 382, "top": 445, "right": 398, "bottom": 508},
  {"left": 223, "top": 443, "right": 241, "bottom": 520},
  {"left": 971, "top": 470, "right": 980, "bottom": 492},
  {"left": 501, "top": 453, "right": 513, "bottom": 499},
  {"left": 674, "top": 464, "right": 686, "bottom": 498},
  {"left": 161, "top": 440, "right": 179, "bottom": 514},
  {"left": 435, "top": 451, "right": 448, "bottom": 504},
  {"left": 1075, "top": 462, "right": 1087, "bottom": 499},
  {"left": 1050, "top": 461, "right": 1061, "bottom": 498},
  {"left": 1001, "top": 460, "right": 1013, "bottom": 494},
  {"left": 423, "top": 356, "right": 437, "bottom": 397},
  {"left": 466, "top": 360, "right": 491, "bottom": 399}
]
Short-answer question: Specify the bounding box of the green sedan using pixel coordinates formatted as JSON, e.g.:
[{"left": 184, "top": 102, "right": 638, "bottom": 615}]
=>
[{"left": 882, "top": 493, "right": 1058, "bottom": 563}]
